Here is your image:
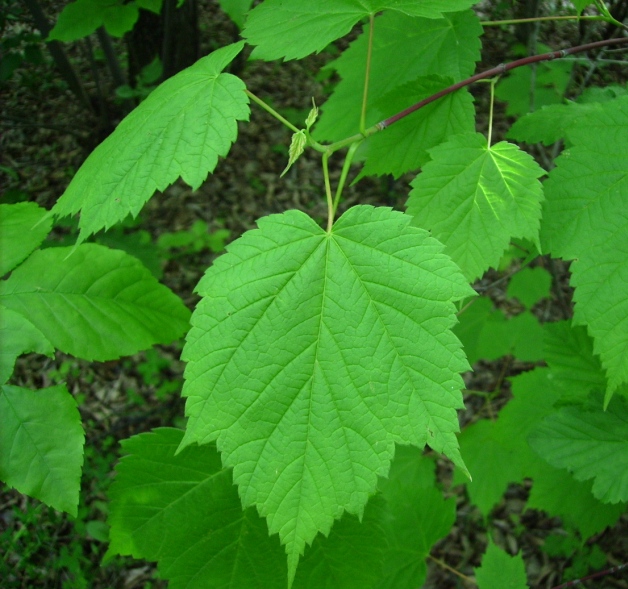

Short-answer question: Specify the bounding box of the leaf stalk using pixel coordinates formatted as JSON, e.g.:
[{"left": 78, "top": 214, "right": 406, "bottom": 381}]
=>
[
  {"left": 359, "top": 14, "right": 375, "bottom": 136},
  {"left": 245, "top": 89, "right": 300, "bottom": 133},
  {"left": 482, "top": 15, "right": 606, "bottom": 26},
  {"left": 332, "top": 140, "right": 362, "bottom": 217},
  {"left": 322, "top": 152, "right": 334, "bottom": 232},
  {"left": 487, "top": 77, "right": 498, "bottom": 149}
]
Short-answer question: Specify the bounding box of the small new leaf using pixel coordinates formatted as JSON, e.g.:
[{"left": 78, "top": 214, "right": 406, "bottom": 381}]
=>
[
  {"left": 281, "top": 130, "right": 307, "bottom": 177},
  {"left": 305, "top": 98, "right": 318, "bottom": 131}
]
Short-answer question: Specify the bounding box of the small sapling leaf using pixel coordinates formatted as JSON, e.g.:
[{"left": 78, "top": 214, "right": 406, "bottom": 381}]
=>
[
  {"left": 305, "top": 98, "right": 318, "bottom": 131},
  {"left": 281, "top": 129, "right": 307, "bottom": 177}
]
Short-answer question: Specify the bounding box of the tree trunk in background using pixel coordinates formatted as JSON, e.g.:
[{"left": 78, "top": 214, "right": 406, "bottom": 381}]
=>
[
  {"left": 126, "top": 0, "right": 199, "bottom": 86},
  {"left": 513, "top": 0, "right": 540, "bottom": 49}
]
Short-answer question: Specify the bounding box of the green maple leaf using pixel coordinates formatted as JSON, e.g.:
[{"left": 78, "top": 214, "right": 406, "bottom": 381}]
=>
[
  {"left": 540, "top": 95, "right": 628, "bottom": 400},
  {"left": 107, "top": 428, "right": 455, "bottom": 589},
  {"left": 454, "top": 297, "right": 544, "bottom": 364},
  {"left": 507, "top": 102, "right": 595, "bottom": 146},
  {"left": 49, "top": 0, "right": 139, "bottom": 41},
  {"left": 529, "top": 394, "right": 628, "bottom": 504},
  {"left": 0, "top": 244, "right": 190, "bottom": 361},
  {"left": 180, "top": 205, "right": 473, "bottom": 582},
  {"left": 527, "top": 460, "right": 625, "bottom": 539},
  {"left": 219, "top": 0, "right": 254, "bottom": 28},
  {"left": 407, "top": 133, "right": 545, "bottom": 281},
  {"left": 474, "top": 542, "right": 528, "bottom": 589},
  {"left": 375, "top": 448, "right": 455, "bottom": 589},
  {"left": 357, "top": 77, "right": 475, "bottom": 179},
  {"left": 572, "top": 0, "right": 593, "bottom": 13},
  {"left": 315, "top": 10, "right": 482, "bottom": 141},
  {"left": 508, "top": 86, "right": 628, "bottom": 146},
  {"left": 456, "top": 364, "right": 625, "bottom": 536},
  {"left": 454, "top": 369, "right": 560, "bottom": 516},
  {"left": 0, "top": 384, "right": 84, "bottom": 515},
  {"left": 495, "top": 57, "right": 573, "bottom": 117},
  {"left": 0, "top": 202, "right": 52, "bottom": 276},
  {"left": 506, "top": 267, "right": 552, "bottom": 308},
  {"left": 242, "top": 0, "right": 478, "bottom": 62},
  {"left": 107, "top": 428, "right": 287, "bottom": 589},
  {"left": 52, "top": 43, "right": 249, "bottom": 243},
  {"left": 543, "top": 320, "right": 608, "bottom": 402}
]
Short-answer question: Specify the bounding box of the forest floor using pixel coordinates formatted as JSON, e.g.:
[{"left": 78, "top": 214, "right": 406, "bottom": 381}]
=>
[{"left": 1, "top": 1, "right": 628, "bottom": 588}]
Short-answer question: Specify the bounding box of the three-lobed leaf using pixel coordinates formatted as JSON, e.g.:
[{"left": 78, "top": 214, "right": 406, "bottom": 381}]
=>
[
  {"left": 407, "top": 133, "right": 545, "bottom": 282},
  {"left": 0, "top": 244, "right": 190, "bottom": 361},
  {"left": 52, "top": 43, "right": 249, "bottom": 242},
  {"left": 180, "top": 205, "right": 473, "bottom": 581},
  {"left": 0, "top": 384, "right": 84, "bottom": 515}
]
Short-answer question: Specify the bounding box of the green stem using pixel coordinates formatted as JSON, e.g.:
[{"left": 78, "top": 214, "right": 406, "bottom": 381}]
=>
[
  {"left": 360, "top": 14, "right": 375, "bottom": 136},
  {"left": 487, "top": 78, "right": 498, "bottom": 148},
  {"left": 304, "top": 128, "right": 328, "bottom": 153},
  {"left": 594, "top": 0, "right": 627, "bottom": 28},
  {"left": 245, "top": 89, "right": 300, "bottom": 133},
  {"left": 332, "top": 141, "right": 362, "bottom": 217},
  {"left": 322, "top": 152, "right": 334, "bottom": 232},
  {"left": 482, "top": 15, "right": 606, "bottom": 26},
  {"left": 325, "top": 125, "right": 379, "bottom": 155}
]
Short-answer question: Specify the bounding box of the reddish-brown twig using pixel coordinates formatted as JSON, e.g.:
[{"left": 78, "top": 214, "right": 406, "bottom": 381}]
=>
[
  {"left": 377, "top": 37, "right": 628, "bottom": 130},
  {"left": 550, "top": 562, "right": 628, "bottom": 589}
]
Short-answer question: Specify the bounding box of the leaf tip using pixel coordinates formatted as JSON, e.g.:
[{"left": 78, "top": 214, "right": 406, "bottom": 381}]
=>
[{"left": 287, "top": 551, "right": 299, "bottom": 589}]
